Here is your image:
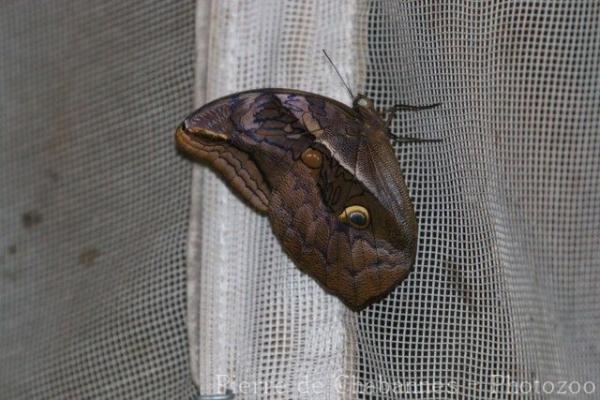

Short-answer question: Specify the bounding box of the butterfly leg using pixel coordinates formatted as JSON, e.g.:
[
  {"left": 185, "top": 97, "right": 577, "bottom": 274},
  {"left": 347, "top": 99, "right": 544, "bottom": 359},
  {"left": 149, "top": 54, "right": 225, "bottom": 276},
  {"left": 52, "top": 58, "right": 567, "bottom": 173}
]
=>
[
  {"left": 384, "top": 103, "right": 442, "bottom": 143},
  {"left": 385, "top": 103, "right": 441, "bottom": 128},
  {"left": 392, "top": 135, "right": 442, "bottom": 144}
]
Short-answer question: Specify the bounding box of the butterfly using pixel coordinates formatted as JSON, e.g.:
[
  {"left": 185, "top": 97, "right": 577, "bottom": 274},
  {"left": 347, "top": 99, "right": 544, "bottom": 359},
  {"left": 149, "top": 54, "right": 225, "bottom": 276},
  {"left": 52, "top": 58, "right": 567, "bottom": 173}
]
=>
[{"left": 176, "top": 85, "right": 438, "bottom": 311}]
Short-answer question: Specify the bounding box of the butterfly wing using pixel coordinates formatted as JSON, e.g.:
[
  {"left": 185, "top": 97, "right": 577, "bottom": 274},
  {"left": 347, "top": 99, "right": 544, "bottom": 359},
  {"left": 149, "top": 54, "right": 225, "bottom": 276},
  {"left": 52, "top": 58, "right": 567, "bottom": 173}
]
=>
[
  {"left": 176, "top": 89, "right": 417, "bottom": 310},
  {"left": 278, "top": 91, "right": 417, "bottom": 253}
]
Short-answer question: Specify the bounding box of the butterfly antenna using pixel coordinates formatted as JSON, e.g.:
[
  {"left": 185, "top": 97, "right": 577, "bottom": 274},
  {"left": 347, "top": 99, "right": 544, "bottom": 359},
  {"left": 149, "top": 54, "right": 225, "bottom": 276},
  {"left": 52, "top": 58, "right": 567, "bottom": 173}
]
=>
[{"left": 322, "top": 49, "right": 354, "bottom": 99}]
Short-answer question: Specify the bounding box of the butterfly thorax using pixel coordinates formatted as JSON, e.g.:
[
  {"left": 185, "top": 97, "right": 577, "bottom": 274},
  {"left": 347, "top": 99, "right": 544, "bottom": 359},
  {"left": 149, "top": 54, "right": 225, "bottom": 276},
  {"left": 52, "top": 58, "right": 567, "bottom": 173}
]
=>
[{"left": 352, "top": 95, "right": 389, "bottom": 139}]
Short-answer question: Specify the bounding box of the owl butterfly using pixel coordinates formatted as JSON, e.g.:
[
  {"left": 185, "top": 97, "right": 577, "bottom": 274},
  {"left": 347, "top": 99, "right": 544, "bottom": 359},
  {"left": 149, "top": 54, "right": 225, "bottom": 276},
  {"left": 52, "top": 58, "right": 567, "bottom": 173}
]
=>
[{"left": 176, "top": 87, "right": 438, "bottom": 311}]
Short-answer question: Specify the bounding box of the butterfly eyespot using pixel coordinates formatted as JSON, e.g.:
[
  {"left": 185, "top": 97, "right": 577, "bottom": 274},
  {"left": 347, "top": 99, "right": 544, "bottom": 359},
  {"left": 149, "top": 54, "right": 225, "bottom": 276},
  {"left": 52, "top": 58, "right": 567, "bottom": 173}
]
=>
[
  {"left": 339, "top": 205, "right": 370, "bottom": 229},
  {"left": 301, "top": 148, "right": 323, "bottom": 169}
]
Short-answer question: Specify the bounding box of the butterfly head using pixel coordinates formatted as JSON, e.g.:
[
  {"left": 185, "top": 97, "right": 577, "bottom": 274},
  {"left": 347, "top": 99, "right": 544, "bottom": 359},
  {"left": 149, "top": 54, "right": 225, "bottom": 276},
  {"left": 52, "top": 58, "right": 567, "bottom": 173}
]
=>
[
  {"left": 352, "top": 94, "right": 389, "bottom": 138},
  {"left": 352, "top": 94, "right": 375, "bottom": 111}
]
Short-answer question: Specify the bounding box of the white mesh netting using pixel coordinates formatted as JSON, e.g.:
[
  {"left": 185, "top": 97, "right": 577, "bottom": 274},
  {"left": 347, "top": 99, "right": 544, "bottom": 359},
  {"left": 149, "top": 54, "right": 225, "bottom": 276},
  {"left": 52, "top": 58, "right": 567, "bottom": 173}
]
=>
[
  {"left": 189, "top": 1, "right": 599, "bottom": 399},
  {"left": 1, "top": 1, "right": 599, "bottom": 399},
  {"left": 0, "top": 1, "right": 197, "bottom": 398}
]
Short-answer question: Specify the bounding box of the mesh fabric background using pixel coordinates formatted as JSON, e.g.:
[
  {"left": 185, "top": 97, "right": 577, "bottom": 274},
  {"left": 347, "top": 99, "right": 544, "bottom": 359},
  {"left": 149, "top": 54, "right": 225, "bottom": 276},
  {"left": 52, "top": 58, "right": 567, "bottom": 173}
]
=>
[
  {"left": 190, "top": 1, "right": 599, "bottom": 399},
  {"left": 1, "top": 1, "right": 599, "bottom": 399},
  {"left": 0, "top": 1, "right": 198, "bottom": 398}
]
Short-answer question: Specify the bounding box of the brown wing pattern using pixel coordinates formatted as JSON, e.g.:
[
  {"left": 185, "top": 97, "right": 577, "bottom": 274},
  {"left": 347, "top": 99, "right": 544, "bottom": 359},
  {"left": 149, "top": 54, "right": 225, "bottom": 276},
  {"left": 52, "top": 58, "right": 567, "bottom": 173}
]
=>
[{"left": 176, "top": 88, "right": 417, "bottom": 310}]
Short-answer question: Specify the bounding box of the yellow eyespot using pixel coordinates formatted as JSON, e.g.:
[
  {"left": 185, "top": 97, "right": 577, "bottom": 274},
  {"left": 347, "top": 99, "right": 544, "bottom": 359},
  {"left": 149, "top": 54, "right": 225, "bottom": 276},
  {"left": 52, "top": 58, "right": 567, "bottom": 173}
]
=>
[
  {"left": 301, "top": 148, "right": 323, "bottom": 169},
  {"left": 339, "top": 205, "right": 370, "bottom": 229}
]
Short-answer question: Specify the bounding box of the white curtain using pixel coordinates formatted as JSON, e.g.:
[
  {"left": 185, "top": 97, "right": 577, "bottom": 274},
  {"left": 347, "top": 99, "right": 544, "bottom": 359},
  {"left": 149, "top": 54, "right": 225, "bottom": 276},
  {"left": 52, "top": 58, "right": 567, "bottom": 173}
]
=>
[{"left": 189, "top": 1, "right": 600, "bottom": 399}]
